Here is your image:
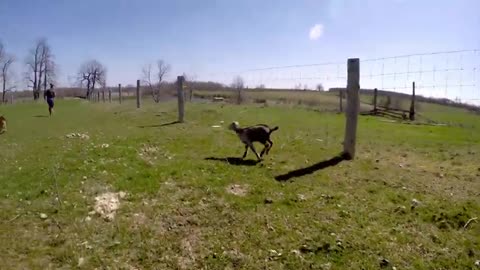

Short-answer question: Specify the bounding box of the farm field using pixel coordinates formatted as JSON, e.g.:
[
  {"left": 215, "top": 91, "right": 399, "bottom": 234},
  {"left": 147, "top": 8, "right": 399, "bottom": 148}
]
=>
[{"left": 0, "top": 98, "right": 479, "bottom": 269}]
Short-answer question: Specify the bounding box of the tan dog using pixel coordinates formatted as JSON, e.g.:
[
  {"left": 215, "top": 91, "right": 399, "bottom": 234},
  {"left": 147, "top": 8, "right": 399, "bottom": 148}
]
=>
[{"left": 0, "top": 116, "right": 6, "bottom": 134}]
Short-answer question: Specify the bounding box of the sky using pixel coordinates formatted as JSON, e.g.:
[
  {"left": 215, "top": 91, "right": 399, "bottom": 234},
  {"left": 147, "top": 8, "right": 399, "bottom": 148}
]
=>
[{"left": 0, "top": 0, "right": 479, "bottom": 103}]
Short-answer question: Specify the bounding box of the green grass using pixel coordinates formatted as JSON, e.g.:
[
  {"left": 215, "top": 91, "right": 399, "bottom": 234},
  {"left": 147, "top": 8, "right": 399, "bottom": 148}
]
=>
[{"left": 0, "top": 99, "right": 479, "bottom": 269}]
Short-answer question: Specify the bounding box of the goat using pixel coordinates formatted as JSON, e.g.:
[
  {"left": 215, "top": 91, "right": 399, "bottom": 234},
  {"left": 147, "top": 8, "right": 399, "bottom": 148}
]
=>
[
  {"left": 228, "top": 121, "right": 279, "bottom": 160},
  {"left": 0, "top": 116, "right": 6, "bottom": 134}
]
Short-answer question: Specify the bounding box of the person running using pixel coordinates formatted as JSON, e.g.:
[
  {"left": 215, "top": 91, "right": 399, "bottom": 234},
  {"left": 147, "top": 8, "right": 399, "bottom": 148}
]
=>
[{"left": 44, "top": 83, "right": 56, "bottom": 116}]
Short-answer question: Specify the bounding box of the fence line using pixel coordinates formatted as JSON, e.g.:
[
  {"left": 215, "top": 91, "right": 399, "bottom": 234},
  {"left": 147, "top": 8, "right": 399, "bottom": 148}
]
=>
[{"left": 197, "top": 49, "right": 479, "bottom": 106}]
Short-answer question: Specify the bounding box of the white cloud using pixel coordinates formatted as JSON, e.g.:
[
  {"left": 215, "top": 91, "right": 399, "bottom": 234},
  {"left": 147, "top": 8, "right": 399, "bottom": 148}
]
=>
[{"left": 309, "top": 24, "right": 324, "bottom": 40}]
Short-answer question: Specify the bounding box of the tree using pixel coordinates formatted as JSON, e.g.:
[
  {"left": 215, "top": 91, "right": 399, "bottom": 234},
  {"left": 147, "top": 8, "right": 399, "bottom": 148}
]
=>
[
  {"left": 256, "top": 84, "right": 265, "bottom": 89},
  {"left": 182, "top": 72, "right": 196, "bottom": 101},
  {"left": 316, "top": 83, "right": 325, "bottom": 91},
  {"left": 40, "top": 44, "right": 56, "bottom": 91},
  {"left": 182, "top": 72, "right": 196, "bottom": 83},
  {"left": 78, "top": 60, "right": 107, "bottom": 98},
  {"left": 142, "top": 60, "right": 171, "bottom": 103},
  {"left": 231, "top": 76, "right": 244, "bottom": 89},
  {"left": 25, "top": 38, "right": 55, "bottom": 100},
  {"left": 231, "top": 76, "right": 244, "bottom": 104},
  {"left": 0, "top": 42, "right": 15, "bottom": 103}
]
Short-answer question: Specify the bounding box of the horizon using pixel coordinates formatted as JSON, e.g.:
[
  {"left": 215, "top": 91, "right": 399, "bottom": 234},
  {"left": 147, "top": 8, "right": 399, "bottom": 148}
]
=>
[{"left": 1, "top": 0, "right": 479, "bottom": 104}]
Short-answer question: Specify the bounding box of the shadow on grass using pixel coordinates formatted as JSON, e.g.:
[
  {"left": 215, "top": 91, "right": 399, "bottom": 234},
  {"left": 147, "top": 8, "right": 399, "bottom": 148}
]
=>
[
  {"left": 138, "top": 121, "right": 180, "bottom": 128},
  {"left": 274, "top": 152, "right": 349, "bottom": 182},
  {"left": 33, "top": 115, "right": 49, "bottom": 118},
  {"left": 205, "top": 157, "right": 261, "bottom": 166}
]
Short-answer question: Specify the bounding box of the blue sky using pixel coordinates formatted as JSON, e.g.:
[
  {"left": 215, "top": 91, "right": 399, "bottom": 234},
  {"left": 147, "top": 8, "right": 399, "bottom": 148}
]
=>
[{"left": 1, "top": 0, "right": 479, "bottom": 102}]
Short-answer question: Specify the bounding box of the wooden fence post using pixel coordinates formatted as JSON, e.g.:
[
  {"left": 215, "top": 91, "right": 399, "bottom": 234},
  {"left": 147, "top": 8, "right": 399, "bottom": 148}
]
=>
[
  {"left": 136, "top": 80, "right": 141, "bottom": 108},
  {"left": 339, "top": 90, "right": 344, "bottom": 112},
  {"left": 108, "top": 88, "right": 112, "bottom": 103},
  {"left": 177, "top": 76, "right": 185, "bottom": 123},
  {"left": 409, "top": 81, "right": 415, "bottom": 121},
  {"left": 97, "top": 91, "right": 100, "bottom": 102},
  {"left": 118, "top": 84, "right": 122, "bottom": 104},
  {"left": 373, "top": 88, "right": 378, "bottom": 113},
  {"left": 102, "top": 90, "right": 105, "bottom": 103},
  {"left": 343, "top": 58, "right": 360, "bottom": 160}
]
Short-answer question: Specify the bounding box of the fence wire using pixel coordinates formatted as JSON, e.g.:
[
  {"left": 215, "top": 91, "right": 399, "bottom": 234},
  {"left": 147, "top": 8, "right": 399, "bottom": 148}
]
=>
[{"left": 198, "top": 49, "right": 480, "bottom": 106}]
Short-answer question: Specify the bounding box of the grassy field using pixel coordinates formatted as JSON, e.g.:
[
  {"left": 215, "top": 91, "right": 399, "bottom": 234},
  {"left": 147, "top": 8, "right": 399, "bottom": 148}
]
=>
[{"left": 0, "top": 98, "right": 479, "bottom": 269}]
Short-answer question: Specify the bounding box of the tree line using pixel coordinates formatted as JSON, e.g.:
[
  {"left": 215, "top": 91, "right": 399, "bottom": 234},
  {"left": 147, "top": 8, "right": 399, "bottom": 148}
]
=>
[
  {"left": 0, "top": 37, "right": 326, "bottom": 104},
  {"left": 0, "top": 37, "right": 109, "bottom": 102}
]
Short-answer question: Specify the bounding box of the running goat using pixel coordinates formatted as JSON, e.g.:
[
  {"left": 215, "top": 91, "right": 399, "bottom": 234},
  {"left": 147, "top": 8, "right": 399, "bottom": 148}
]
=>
[{"left": 228, "top": 121, "right": 279, "bottom": 161}]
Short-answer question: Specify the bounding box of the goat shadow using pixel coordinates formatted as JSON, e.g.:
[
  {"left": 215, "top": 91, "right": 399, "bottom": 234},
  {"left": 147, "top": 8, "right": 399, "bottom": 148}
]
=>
[
  {"left": 33, "top": 115, "right": 49, "bottom": 118},
  {"left": 204, "top": 157, "right": 261, "bottom": 166},
  {"left": 274, "top": 152, "right": 349, "bottom": 182},
  {"left": 138, "top": 121, "right": 180, "bottom": 128}
]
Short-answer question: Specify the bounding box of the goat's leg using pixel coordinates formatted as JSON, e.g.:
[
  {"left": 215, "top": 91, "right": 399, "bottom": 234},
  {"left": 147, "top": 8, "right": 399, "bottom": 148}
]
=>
[
  {"left": 248, "top": 143, "right": 262, "bottom": 160},
  {"left": 260, "top": 142, "right": 269, "bottom": 157},
  {"left": 242, "top": 144, "right": 249, "bottom": 159},
  {"left": 266, "top": 139, "right": 273, "bottom": 155}
]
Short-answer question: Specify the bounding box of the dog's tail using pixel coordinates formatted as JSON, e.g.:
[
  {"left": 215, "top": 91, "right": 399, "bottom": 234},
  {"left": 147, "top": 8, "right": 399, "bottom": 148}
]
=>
[{"left": 269, "top": 126, "right": 279, "bottom": 134}]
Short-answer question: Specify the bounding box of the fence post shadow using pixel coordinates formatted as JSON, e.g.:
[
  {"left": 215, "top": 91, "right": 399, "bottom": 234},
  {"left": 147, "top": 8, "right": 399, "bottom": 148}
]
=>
[{"left": 274, "top": 152, "right": 349, "bottom": 182}]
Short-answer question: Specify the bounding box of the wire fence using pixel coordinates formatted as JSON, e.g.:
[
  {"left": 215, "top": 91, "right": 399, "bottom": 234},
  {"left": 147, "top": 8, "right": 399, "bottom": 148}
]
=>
[{"left": 197, "top": 49, "right": 480, "bottom": 106}]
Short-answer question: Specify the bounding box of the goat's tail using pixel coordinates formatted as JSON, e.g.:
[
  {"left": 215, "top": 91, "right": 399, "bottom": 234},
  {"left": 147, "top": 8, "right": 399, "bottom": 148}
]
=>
[{"left": 269, "top": 126, "right": 279, "bottom": 134}]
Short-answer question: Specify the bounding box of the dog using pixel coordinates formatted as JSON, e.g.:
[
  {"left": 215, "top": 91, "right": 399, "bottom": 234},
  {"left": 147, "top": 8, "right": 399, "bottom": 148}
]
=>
[{"left": 0, "top": 116, "right": 6, "bottom": 134}]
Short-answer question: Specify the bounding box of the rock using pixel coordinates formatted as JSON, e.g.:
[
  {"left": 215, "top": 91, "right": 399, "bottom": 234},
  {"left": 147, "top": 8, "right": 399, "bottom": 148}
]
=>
[
  {"left": 268, "top": 249, "right": 282, "bottom": 259},
  {"left": 394, "top": 206, "right": 407, "bottom": 214},
  {"left": 264, "top": 198, "right": 273, "bottom": 204},
  {"left": 321, "top": 263, "right": 332, "bottom": 270},
  {"left": 78, "top": 257, "right": 85, "bottom": 267},
  {"left": 296, "top": 194, "right": 306, "bottom": 202},
  {"left": 39, "top": 213, "right": 48, "bottom": 220},
  {"left": 411, "top": 198, "right": 421, "bottom": 208},
  {"left": 85, "top": 216, "right": 92, "bottom": 222},
  {"left": 290, "top": 249, "right": 301, "bottom": 256},
  {"left": 380, "top": 258, "right": 390, "bottom": 268}
]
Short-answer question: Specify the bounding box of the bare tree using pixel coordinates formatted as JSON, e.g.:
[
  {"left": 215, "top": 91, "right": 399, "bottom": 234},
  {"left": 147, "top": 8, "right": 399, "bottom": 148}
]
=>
[
  {"left": 0, "top": 42, "right": 15, "bottom": 103},
  {"left": 25, "top": 38, "right": 56, "bottom": 100},
  {"left": 78, "top": 60, "right": 107, "bottom": 98},
  {"left": 142, "top": 60, "right": 171, "bottom": 103},
  {"left": 182, "top": 72, "right": 196, "bottom": 101},
  {"left": 231, "top": 76, "right": 244, "bottom": 89},
  {"left": 316, "top": 83, "right": 325, "bottom": 91},
  {"left": 40, "top": 44, "right": 56, "bottom": 91},
  {"left": 231, "top": 76, "right": 245, "bottom": 104}
]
